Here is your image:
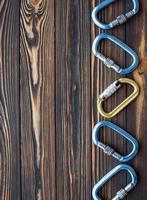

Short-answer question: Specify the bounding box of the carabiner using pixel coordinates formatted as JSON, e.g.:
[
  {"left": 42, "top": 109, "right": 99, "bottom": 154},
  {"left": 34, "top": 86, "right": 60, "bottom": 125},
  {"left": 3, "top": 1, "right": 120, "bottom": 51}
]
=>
[
  {"left": 92, "top": 121, "right": 139, "bottom": 162},
  {"left": 98, "top": 78, "right": 139, "bottom": 118},
  {"left": 92, "top": 33, "right": 139, "bottom": 75},
  {"left": 92, "top": 0, "right": 139, "bottom": 29},
  {"left": 92, "top": 164, "right": 137, "bottom": 200}
]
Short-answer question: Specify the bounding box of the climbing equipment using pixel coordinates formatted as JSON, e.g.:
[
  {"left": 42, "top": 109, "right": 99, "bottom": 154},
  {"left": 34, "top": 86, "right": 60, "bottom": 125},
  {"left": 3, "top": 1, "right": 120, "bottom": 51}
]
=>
[
  {"left": 91, "top": 0, "right": 140, "bottom": 198},
  {"left": 92, "top": 164, "right": 137, "bottom": 200},
  {"left": 97, "top": 78, "right": 139, "bottom": 118},
  {"left": 92, "top": 33, "right": 139, "bottom": 74},
  {"left": 92, "top": 33, "right": 139, "bottom": 75},
  {"left": 92, "top": 121, "right": 139, "bottom": 162},
  {"left": 92, "top": 0, "right": 139, "bottom": 29}
]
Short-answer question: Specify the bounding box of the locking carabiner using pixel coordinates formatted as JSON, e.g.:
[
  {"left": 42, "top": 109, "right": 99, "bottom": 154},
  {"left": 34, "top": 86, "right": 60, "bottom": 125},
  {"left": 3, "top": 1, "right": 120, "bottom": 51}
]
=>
[
  {"left": 92, "top": 0, "right": 139, "bottom": 29},
  {"left": 92, "top": 121, "right": 139, "bottom": 162},
  {"left": 97, "top": 78, "right": 139, "bottom": 118},
  {"left": 92, "top": 164, "right": 137, "bottom": 200},
  {"left": 92, "top": 33, "right": 139, "bottom": 75}
]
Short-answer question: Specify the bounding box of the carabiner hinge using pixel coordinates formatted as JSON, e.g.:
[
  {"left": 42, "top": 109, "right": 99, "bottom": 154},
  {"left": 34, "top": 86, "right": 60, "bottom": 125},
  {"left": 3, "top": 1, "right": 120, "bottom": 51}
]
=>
[
  {"left": 98, "top": 53, "right": 120, "bottom": 72},
  {"left": 110, "top": 10, "right": 136, "bottom": 27},
  {"left": 112, "top": 183, "right": 134, "bottom": 200},
  {"left": 110, "top": 10, "right": 135, "bottom": 28},
  {"left": 98, "top": 142, "right": 122, "bottom": 161},
  {"left": 99, "top": 80, "right": 121, "bottom": 100},
  {"left": 111, "top": 14, "right": 127, "bottom": 27}
]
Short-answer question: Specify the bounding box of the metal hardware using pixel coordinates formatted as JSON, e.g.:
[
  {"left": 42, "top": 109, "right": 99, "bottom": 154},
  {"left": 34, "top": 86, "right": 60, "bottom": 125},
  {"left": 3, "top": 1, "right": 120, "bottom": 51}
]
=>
[
  {"left": 92, "top": 0, "right": 139, "bottom": 29},
  {"left": 92, "top": 121, "right": 139, "bottom": 162},
  {"left": 92, "top": 164, "right": 137, "bottom": 200},
  {"left": 92, "top": 33, "right": 139, "bottom": 74},
  {"left": 97, "top": 78, "right": 139, "bottom": 118}
]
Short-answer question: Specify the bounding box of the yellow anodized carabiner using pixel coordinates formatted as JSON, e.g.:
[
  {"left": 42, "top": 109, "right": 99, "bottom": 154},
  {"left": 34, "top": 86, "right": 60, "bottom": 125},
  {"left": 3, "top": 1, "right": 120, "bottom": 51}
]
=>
[{"left": 98, "top": 78, "right": 139, "bottom": 118}]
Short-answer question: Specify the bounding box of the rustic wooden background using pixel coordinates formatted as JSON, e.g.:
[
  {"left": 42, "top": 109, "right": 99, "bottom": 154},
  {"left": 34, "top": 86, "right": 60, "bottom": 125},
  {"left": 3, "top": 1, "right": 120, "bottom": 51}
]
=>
[{"left": 0, "top": 0, "right": 147, "bottom": 199}]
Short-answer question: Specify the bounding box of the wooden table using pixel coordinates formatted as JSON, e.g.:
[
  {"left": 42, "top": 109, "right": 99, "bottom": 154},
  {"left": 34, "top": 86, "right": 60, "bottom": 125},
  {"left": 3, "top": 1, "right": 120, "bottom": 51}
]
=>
[{"left": 0, "top": 0, "right": 146, "bottom": 199}]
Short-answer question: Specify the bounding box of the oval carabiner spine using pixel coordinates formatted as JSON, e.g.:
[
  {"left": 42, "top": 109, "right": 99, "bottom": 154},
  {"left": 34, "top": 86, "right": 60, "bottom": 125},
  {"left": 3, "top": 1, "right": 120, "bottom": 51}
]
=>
[
  {"left": 92, "top": 33, "right": 139, "bottom": 74},
  {"left": 92, "top": 0, "right": 139, "bottom": 29},
  {"left": 92, "top": 164, "right": 137, "bottom": 200},
  {"left": 92, "top": 121, "right": 139, "bottom": 162},
  {"left": 97, "top": 78, "right": 139, "bottom": 118}
]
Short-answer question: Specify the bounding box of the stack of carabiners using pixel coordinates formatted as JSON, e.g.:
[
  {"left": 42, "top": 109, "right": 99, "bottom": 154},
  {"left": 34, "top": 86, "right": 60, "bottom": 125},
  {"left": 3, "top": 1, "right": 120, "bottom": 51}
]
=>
[{"left": 92, "top": 1, "right": 140, "bottom": 200}]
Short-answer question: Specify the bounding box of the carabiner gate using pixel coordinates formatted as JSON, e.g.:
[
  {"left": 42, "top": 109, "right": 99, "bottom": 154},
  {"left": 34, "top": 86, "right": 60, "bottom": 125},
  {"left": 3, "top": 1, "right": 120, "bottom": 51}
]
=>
[
  {"left": 92, "top": 164, "right": 137, "bottom": 200},
  {"left": 92, "top": 33, "right": 139, "bottom": 75},
  {"left": 92, "top": 121, "right": 139, "bottom": 162},
  {"left": 92, "top": 0, "right": 139, "bottom": 29},
  {"left": 97, "top": 78, "right": 139, "bottom": 118}
]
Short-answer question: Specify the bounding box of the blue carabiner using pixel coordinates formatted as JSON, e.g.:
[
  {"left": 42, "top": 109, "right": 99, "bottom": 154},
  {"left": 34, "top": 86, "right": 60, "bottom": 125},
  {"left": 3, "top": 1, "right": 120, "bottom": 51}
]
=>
[
  {"left": 92, "top": 164, "right": 137, "bottom": 200},
  {"left": 92, "top": 33, "right": 139, "bottom": 74},
  {"left": 92, "top": 0, "right": 139, "bottom": 29},
  {"left": 92, "top": 121, "right": 139, "bottom": 162}
]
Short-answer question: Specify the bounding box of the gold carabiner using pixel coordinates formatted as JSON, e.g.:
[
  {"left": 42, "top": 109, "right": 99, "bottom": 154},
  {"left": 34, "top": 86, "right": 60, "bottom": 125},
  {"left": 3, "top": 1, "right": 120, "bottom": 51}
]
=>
[{"left": 97, "top": 78, "right": 139, "bottom": 118}]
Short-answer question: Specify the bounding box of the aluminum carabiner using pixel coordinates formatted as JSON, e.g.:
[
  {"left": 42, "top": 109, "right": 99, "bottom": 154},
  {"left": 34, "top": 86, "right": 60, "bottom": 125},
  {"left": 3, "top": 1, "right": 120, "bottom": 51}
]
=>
[
  {"left": 92, "top": 33, "right": 139, "bottom": 75},
  {"left": 92, "top": 121, "right": 139, "bottom": 162},
  {"left": 97, "top": 78, "right": 139, "bottom": 118},
  {"left": 92, "top": 0, "right": 139, "bottom": 29},
  {"left": 92, "top": 164, "right": 137, "bottom": 200}
]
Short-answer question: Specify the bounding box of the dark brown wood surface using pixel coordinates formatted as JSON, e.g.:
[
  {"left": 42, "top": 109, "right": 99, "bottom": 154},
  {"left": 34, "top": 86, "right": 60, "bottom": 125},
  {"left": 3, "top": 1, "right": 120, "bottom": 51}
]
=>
[
  {"left": 0, "top": 0, "right": 20, "bottom": 199},
  {"left": 0, "top": 0, "right": 147, "bottom": 199}
]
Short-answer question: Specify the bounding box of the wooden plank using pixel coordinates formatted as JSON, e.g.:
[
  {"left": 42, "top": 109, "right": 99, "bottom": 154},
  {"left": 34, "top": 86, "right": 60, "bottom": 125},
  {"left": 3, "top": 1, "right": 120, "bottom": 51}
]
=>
[
  {"left": 55, "top": 0, "right": 92, "bottom": 199},
  {"left": 126, "top": 1, "right": 147, "bottom": 199},
  {"left": 20, "top": 0, "right": 55, "bottom": 199},
  {"left": 0, "top": 0, "right": 20, "bottom": 199},
  {"left": 91, "top": 0, "right": 129, "bottom": 199},
  {"left": 3, "top": 0, "right": 146, "bottom": 199}
]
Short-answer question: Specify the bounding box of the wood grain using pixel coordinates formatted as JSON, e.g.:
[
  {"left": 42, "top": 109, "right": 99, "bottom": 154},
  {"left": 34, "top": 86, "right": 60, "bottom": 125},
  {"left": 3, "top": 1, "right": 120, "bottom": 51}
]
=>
[
  {"left": 55, "top": 0, "right": 92, "bottom": 199},
  {"left": 126, "top": 1, "right": 147, "bottom": 199},
  {"left": 0, "top": 0, "right": 20, "bottom": 199},
  {"left": 20, "top": 0, "right": 55, "bottom": 199}
]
